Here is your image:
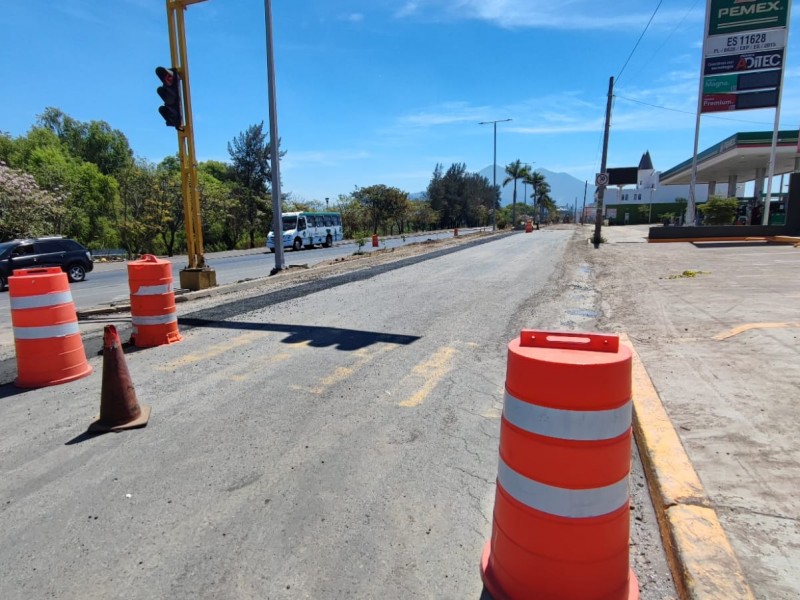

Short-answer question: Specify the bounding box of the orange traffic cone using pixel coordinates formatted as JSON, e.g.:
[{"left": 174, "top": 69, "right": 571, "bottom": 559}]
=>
[{"left": 88, "top": 325, "right": 151, "bottom": 433}]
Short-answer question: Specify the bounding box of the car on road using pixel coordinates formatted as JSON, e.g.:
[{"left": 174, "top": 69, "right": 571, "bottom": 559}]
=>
[{"left": 0, "top": 237, "right": 94, "bottom": 291}]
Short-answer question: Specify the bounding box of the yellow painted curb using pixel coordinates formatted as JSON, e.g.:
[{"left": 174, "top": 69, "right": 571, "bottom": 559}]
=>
[
  {"left": 621, "top": 334, "right": 754, "bottom": 600},
  {"left": 667, "top": 505, "right": 754, "bottom": 600}
]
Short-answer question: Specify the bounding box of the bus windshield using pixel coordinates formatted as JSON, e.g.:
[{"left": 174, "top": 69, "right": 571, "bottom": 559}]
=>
[{"left": 282, "top": 215, "right": 298, "bottom": 230}]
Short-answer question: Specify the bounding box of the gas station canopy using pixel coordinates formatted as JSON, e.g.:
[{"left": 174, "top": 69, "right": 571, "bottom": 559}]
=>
[{"left": 659, "top": 131, "right": 800, "bottom": 185}]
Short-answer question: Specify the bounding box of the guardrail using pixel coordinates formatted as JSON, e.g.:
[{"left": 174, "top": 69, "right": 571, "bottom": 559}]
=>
[{"left": 92, "top": 249, "right": 128, "bottom": 262}]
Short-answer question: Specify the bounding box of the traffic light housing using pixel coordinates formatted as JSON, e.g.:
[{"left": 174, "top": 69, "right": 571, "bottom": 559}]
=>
[{"left": 156, "top": 66, "right": 183, "bottom": 130}]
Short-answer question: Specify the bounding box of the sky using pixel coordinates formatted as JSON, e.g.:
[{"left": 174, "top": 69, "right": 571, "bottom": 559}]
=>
[{"left": 3, "top": 0, "right": 800, "bottom": 204}]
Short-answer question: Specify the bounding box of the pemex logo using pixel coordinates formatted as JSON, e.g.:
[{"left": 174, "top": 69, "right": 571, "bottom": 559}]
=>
[
  {"left": 718, "top": 0, "right": 783, "bottom": 20},
  {"left": 710, "top": 0, "right": 787, "bottom": 35}
]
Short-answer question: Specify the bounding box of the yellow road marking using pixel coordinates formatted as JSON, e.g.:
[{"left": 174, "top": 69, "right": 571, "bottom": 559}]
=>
[
  {"left": 714, "top": 322, "right": 800, "bottom": 340},
  {"left": 310, "top": 344, "right": 395, "bottom": 394},
  {"left": 157, "top": 331, "right": 268, "bottom": 370},
  {"left": 399, "top": 346, "right": 457, "bottom": 407}
]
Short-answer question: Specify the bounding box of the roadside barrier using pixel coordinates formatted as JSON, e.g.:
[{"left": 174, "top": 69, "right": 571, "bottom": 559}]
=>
[
  {"left": 9, "top": 267, "right": 92, "bottom": 388},
  {"left": 127, "top": 254, "right": 181, "bottom": 348},
  {"left": 89, "top": 324, "right": 150, "bottom": 432},
  {"left": 481, "top": 330, "right": 638, "bottom": 600}
]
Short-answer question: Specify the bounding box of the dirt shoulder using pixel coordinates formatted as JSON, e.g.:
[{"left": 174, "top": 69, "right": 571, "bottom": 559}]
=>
[{"left": 584, "top": 224, "right": 800, "bottom": 600}]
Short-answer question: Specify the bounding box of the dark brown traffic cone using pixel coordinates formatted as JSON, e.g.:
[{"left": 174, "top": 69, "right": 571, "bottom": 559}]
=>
[{"left": 88, "top": 325, "right": 151, "bottom": 432}]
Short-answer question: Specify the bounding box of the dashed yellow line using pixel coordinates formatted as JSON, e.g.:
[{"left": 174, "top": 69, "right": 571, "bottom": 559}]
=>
[
  {"left": 306, "top": 344, "right": 395, "bottom": 395},
  {"left": 157, "top": 331, "right": 269, "bottom": 370},
  {"left": 399, "top": 346, "right": 457, "bottom": 407},
  {"left": 714, "top": 322, "right": 800, "bottom": 340}
]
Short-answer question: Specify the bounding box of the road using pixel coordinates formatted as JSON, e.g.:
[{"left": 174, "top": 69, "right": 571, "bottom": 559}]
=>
[
  {"left": 0, "top": 229, "right": 675, "bottom": 599},
  {"left": 0, "top": 229, "right": 481, "bottom": 313}
]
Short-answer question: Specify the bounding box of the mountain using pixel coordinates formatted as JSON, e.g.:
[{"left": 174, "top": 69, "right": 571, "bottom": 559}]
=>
[
  {"left": 409, "top": 167, "right": 589, "bottom": 207},
  {"left": 477, "top": 166, "right": 589, "bottom": 207}
]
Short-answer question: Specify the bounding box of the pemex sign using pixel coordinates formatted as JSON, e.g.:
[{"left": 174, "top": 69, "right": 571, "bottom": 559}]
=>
[
  {"left": 708, "top": 0, "right": 789, "bottom": 36},
  {"left": 701, "top": 0, "right": 790, "bottom": 112}
]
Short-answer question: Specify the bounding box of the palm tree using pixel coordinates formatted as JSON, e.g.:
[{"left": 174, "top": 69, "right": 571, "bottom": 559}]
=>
[
  {"left": 524, "top": 170, "right": 545, "bottom": 218},
  {"left": 502, "top": 160, "right": 530, "bottom": 227},
  {"left": 534, "top": 180, "right": 551, "bottom": 224},
  {"left": 523, "top": 171, "right": 547, "bottom": 222}
]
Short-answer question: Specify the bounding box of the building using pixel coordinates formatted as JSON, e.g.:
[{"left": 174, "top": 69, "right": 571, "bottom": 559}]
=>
[{"left": 593, "top": 151, "right": 714, "bottom": 225}]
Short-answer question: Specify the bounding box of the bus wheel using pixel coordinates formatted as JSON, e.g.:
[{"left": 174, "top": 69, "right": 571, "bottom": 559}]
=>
[
  {"left": 324, "top": 235, "right": 332, "bottom": 248},
  {"left": 293, "top": 238, "right": 303, "bottom": 251}
]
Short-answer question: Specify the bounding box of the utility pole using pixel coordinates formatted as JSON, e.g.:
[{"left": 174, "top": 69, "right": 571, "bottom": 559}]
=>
[
  {"left": 582, "top": 180, "right": 588, "bottom": 225},
  {"left": 264, "top": 0, "right": 285, "bottom": 274},
  {"left": 593, "top": 77, "right": 614, "bottom": 246},
  {"left": 479, "top": 119, "right": 512, "bottom": 231},
  {"left": 163, "top": 0, "right": 216, "bottom": 291}
]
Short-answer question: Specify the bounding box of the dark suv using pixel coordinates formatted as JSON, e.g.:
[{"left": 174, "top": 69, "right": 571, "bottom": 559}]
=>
[{"left": 0, "top": 237, "right": 94, "bottom": 291}]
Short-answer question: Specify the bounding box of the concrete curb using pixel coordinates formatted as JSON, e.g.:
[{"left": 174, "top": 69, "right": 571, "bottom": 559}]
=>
[{"left": 622, "top": 334, "right": 755, "bottom": 600}]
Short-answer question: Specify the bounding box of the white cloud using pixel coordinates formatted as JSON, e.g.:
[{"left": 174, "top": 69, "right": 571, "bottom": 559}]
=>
[
  {"left": 282, "top": 149, "right": 371, "bottom": 169},
  {"left": 394, "top": 0, "right": 703, "bottom": 31},
  {"left": 341, "top": 13, "right": 365, "bottom": 22}
]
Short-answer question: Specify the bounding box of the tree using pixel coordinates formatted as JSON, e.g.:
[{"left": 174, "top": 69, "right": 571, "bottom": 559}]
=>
[
  {"left": 353, "top": 184, "right": 409, "bottom": 234},
  {"left": 37, "top": 108, "right": 134, "bottom": 177},
  {"left": 698, "top": 195, "right": 738, "bottom": 225},
  {"left": 152, "top": 157, "right": 186, "bottom": 256},
  {"left": 503, "top": 160, "right": 530, "bottom": 227},
  {"left": 115, "top": 159, "right": 161, "bottom": 257},
  {"left": 227, "top": 122, "right": 282, "bottom": 248},
  {"left": 0, "top": 161, "right": 66, "bottom": 239}
]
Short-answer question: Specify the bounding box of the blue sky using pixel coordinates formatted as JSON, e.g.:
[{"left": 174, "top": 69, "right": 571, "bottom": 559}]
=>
[{"left": 3, "top": 1, "right": 800, "bottom": 203}]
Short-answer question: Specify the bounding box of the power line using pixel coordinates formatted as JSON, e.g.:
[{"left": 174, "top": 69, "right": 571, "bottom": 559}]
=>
[
  {"left": 623, "top": 0, "right": 702, "bottom": 88},
  {"left": 616, "top": 0, "right": 664, "bottom": 84}
]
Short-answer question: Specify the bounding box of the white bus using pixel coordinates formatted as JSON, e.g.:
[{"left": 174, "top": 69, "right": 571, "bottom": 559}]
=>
[{"left": 267, "top": 211, "right": 343, "bottom": 252}]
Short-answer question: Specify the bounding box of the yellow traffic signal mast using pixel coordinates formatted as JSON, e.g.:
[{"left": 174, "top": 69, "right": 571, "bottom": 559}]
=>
[{"left": 164, "top": 0, "right": 216, "bottom": 290}]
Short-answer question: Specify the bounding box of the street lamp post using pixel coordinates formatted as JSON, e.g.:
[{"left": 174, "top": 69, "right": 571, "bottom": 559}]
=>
[
  {"left": 264, "top": 0, "right": 285, "bottom": 275},
  {"left": 479, "top": 118, "right": 511, "bottom": 231}
]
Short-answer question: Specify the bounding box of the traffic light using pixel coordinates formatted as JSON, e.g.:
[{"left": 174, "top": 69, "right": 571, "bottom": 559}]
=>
[{"left": 156, "top": 66, "right": 183, "bottom": 130}]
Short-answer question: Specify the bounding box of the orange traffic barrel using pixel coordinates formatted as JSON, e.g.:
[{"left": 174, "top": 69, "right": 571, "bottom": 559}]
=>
[
  {"left": 9, "top": 267, "right": 92, "bottom": 388},
  {"left": 127, "top": 254, "right": 181, "bottom": 348},
  {"left": 481, "top": 330, "right": 638, "bottom": 600}
]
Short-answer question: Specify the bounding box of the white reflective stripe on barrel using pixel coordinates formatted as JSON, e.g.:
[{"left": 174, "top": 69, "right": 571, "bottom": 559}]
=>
[
  {"left": 497, "top": 456, "right": 628, "bottom": 518},
  {"left": 13, "top": 322, "right": 81, "bottom": 340},
  {"left": 131, "top": 314, "right": 177, "bottom": 326},
  {"left": 10, "top": 292, "right": 74, "bottom": 310},
  {"left": 503, "top": 390, "right": 631, "bottom": 441},
  {"left": 132, "top": 283, "right": 173, "bottom": 296}
]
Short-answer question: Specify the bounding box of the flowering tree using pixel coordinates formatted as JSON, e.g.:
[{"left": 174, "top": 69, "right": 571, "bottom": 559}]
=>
[{"left": 0, "top": 161, "right": 66, "bottom": 240}]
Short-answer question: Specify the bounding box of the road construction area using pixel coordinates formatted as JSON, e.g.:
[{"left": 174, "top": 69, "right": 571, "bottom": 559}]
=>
[{"left": 0, "top": 224, "right": 797, "bottom": 599}]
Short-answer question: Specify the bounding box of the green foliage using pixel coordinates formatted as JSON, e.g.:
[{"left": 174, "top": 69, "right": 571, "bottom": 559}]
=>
[
  {"left": 503, "top": 159, "right": 531, "bottom": 223},
  {"left": 354, "top": 232, "right": 368, "bottom": 254},
  {"left": 37, "top": 107, "right": 134, "bottom": 176},
  {"left": 353, "top": 184, "right": 409, "bottom": 235},
  {"left": 4, "top": 109, "right": 481, "bottom": 253},
  {"left": 227, "top": 122, "right": 283, "bottom": 248},
  {"left": 427, "top": 162, "right": 496, "bottom": 228},
  {"left": 698, "top": 195, "right": 738, "bottom": 225}
]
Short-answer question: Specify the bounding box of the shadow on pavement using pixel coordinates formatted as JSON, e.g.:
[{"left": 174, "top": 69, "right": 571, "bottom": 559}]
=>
[{"left": 178, "top": 318, "right": 420, "bottom": 351}]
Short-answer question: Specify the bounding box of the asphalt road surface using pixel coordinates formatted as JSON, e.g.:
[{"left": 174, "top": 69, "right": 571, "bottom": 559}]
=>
[
  {"left": 0, "top": 229, "right": 481, "bottom": 314},
  {"left": 0, "top": 229, "right": 675, "bottom": 599}
]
